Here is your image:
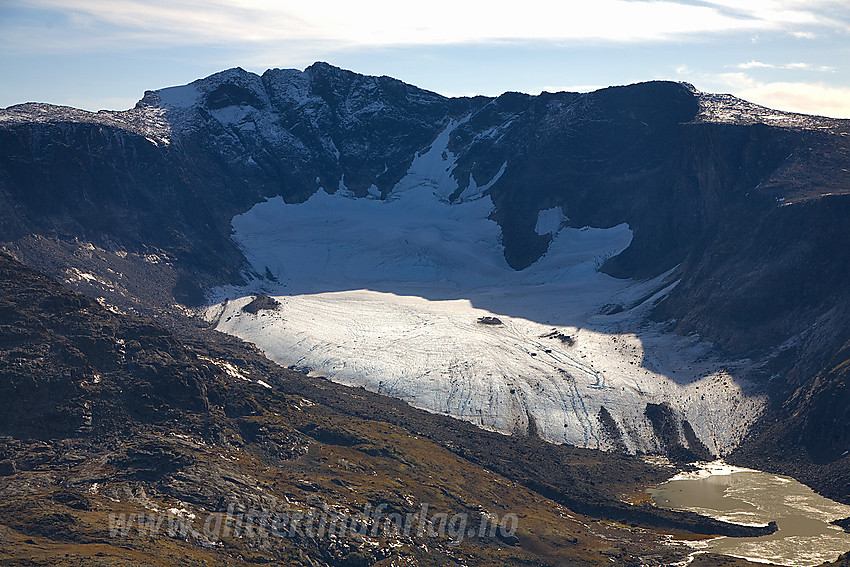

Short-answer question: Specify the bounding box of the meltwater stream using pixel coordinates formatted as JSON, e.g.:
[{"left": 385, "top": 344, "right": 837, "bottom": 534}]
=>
[{"left": 649, "top": 462, "right": 850, "bottom": 566}]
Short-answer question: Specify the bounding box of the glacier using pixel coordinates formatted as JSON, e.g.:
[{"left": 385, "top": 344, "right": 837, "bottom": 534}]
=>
[{"left": 205, "top": 120, "right": 765, "bottom": 456}]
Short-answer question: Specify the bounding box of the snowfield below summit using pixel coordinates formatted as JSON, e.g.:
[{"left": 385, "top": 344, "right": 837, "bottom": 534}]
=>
[{"left": 205, "top": 120, "right": 765, "bottom": 455}]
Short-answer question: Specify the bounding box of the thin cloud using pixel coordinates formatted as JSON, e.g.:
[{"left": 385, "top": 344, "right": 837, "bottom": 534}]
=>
[
  {"left": 735, "top": 60, "right": 835, "bottom": 71},
  {"left": 739, "top": 81, "right": 850, "bottom": 118},
  {"left": 682, "top": 69, "right": 850, "bottom": 118},
  {"left": 700, "top": 0, "right": 848, "bottom": 27},
  {"left": 6, "top": 0, "right": 843, "bottom": 52},
  {"left": 738, "top": 61, "right": 775, "bottom": 69}
]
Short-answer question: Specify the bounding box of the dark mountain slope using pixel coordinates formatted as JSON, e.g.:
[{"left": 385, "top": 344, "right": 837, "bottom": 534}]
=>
[{"left": 732, "top": 328, "right": 850, "bottom": 503}]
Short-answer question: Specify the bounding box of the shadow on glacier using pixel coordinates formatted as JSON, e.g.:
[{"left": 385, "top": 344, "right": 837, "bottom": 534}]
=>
[{"left": 211, "top": 190, "right": 747, "bottom": 388}]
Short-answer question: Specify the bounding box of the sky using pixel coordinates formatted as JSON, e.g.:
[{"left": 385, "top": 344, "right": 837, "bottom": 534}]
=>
[{"left": 1, "top": 0, "right": 848, "bottom": 117}]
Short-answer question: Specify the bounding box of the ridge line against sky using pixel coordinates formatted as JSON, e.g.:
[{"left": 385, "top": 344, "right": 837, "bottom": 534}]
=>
[{"left": 1, "top": 0, "right": 848, "bottom": 117}]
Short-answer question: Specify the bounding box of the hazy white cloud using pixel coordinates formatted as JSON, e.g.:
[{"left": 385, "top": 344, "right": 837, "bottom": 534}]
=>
[
  {"left": 696, "top": 71, "right": 850, "bottom": 118},
  {"left": 738, "top": 60, "right": 774, "bottom": 69},
  {"left": 741, "top": 82, "right": 850, "bottom": 118},
  {"left": 700, "top": 0, "right": 849, "bottom": 26},
  {"left": 736, "top": 60, "right": 835, "bottom": 71},
  {"left": 7, "top": 0, "right": 845, "bottom": 52}
]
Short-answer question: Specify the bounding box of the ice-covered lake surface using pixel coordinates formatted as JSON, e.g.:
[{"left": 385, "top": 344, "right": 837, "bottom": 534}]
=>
[
  {"left": 650, "top": 461, "right": 850, "bottom": 566},
  {"left": 205, "top": 119, "right": 766, "bottom": 454}
]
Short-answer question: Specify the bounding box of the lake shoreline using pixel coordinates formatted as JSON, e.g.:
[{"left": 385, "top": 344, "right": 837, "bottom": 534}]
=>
[{"left": 648, "top": 460, "right": 850, "bottom": 567}]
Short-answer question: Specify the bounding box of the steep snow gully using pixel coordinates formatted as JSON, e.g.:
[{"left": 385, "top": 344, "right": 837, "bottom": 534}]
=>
[{"left": 205, "top": 119, "right": 765, "bottom": 456}]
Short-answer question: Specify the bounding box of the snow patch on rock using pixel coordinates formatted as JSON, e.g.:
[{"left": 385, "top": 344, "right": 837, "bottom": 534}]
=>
[{"left": 535, "top": 206, "right": 566, "bottom": 236}]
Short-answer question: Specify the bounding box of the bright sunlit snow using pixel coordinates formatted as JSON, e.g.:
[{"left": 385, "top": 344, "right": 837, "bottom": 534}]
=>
[{"left": 206, "top": 120, "right": 765, "bottom": 455}]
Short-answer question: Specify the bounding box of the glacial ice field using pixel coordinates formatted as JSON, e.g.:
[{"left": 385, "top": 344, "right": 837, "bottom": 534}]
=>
[{"left": 205, "top": 119, "right": 765, "bottom": 455}]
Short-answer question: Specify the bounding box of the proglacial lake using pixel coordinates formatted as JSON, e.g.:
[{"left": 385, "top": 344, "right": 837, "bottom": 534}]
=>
[{"left": 649, "top": 461, "right": 850, "bottom": 566}]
